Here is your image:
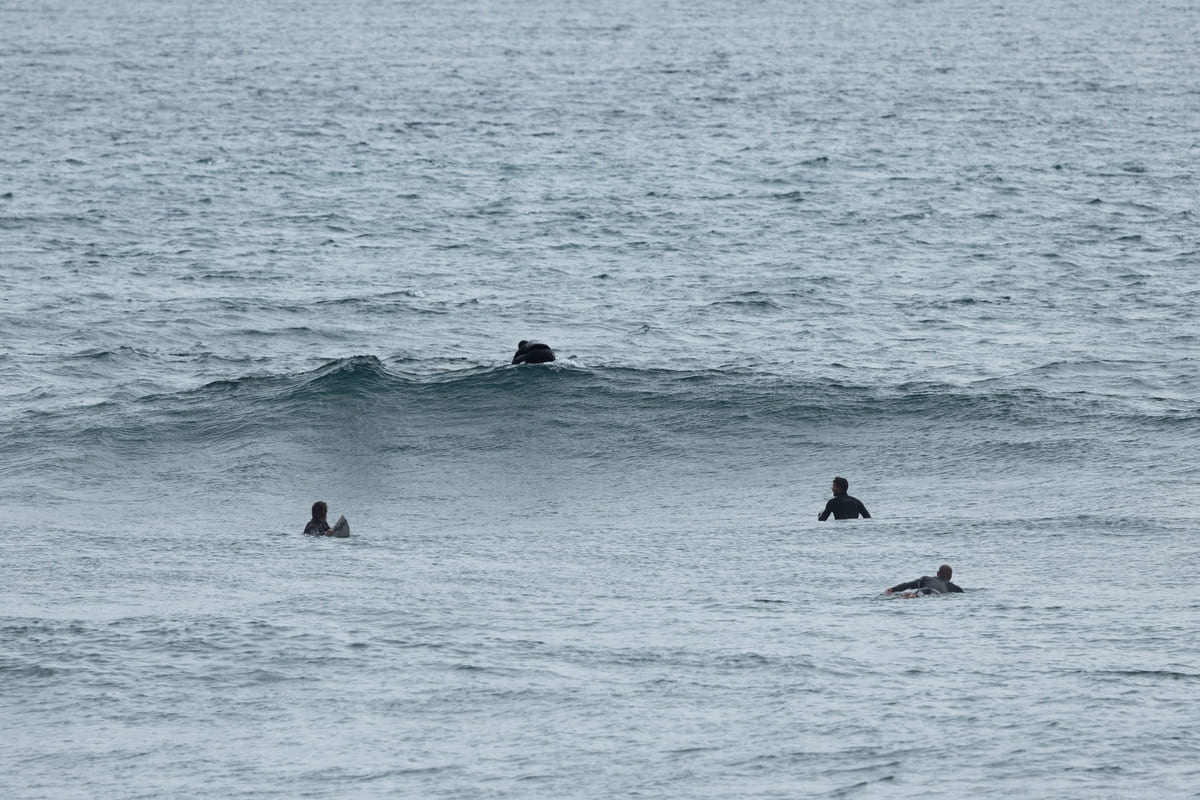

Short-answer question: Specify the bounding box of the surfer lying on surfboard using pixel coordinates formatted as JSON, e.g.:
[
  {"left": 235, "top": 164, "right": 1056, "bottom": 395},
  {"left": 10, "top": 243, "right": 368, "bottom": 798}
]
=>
[{"left": 885, "top": 564, "right": 963, "bottom": 597}]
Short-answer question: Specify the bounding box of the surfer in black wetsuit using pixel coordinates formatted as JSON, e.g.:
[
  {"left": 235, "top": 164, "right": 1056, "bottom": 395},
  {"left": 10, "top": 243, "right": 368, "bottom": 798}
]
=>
[
  {"left": 511, "top": 340, "right": 555, "bottom": 364},
  {"left": 818, "top": 476, "right": 871, "bottom": 520},
  {"left": 886, "top": 564, "right": 964, "bottom": 597},
  {"left": 305, "top": 500, "right": 350, "bottom": 537},
  {"left": 304, "top": 501, "right": 332, "bottom": 536}
]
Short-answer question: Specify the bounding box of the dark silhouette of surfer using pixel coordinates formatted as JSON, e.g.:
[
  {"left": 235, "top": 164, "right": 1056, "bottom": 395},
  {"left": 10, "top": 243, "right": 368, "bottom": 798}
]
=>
[
  {"left": 512, "top": 340, "right": 555, "bottom": 364},
  {"left": 304, "top": 501, "right": 349, "bottom": 537},
  {"left": 886, "top": 564, "right": 963, "bottom": 597},
  {"left": 818, "top": 476, "right": 871, "bottom": 520}
]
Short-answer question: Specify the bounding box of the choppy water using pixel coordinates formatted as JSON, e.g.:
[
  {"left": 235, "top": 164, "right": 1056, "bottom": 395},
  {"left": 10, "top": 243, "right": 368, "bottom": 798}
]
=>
[{"left": 3, "top": 0, "right": 1199, "bottom": 797}]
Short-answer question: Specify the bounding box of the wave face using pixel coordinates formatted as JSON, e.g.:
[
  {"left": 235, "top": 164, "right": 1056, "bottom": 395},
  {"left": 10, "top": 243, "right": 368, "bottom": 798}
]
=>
[{"left": 4, "top": 355, "right": 1194, "bottom": 524}]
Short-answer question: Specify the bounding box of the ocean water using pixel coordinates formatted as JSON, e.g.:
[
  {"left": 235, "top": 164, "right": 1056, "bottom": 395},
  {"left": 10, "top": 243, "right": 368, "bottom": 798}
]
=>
[{"left": 2, "top": 0, "right": 1199, "bottom": 796}]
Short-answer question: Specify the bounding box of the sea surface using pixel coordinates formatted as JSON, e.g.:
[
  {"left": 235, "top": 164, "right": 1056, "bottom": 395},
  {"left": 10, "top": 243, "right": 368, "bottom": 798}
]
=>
[{"left": 2, "top": 0, "right": 1199, "bottom": 797}]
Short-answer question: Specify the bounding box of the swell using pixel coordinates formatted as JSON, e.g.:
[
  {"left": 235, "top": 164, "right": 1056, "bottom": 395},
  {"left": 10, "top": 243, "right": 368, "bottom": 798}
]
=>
[{"left": 4, "top": 355, "right": 1192, "bottom": 462}]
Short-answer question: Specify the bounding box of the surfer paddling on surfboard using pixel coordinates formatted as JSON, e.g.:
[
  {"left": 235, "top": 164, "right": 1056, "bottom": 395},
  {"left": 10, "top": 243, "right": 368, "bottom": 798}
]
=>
[{"left": 885, "top": 564, "right": 963, "bottom": 598}]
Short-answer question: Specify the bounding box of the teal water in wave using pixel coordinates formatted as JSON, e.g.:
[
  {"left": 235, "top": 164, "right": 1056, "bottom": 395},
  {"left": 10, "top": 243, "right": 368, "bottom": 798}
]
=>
[{"left": 2, "top": 0, "right": 1198, "bottom": 797}]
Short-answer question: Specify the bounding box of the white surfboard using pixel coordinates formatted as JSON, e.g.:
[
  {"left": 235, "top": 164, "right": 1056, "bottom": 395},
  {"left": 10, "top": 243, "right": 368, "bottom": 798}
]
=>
[{"left": 330, "top": 515, "right": 350, "bottom": 538}]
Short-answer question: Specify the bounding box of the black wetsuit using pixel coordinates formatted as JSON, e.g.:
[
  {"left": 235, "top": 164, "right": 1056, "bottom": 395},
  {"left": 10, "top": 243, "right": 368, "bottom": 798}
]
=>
[
  {"left": 512, "top": 341, "right": 555, "bottom": 364},
  {"left": 304, "top": 519, "right": 330, "bottom": 535},
  {"left": 889, "top": 576, "right": 963, "bottom": 595},
  {"left": 818, "top": 493, "right": 870, "bottom": 521}
]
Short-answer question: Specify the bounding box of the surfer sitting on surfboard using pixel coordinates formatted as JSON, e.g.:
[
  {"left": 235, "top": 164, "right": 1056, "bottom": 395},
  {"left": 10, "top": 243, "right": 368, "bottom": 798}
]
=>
[
  {"left": 304, "top": 501, "right": 349, "bottom": 537},
  {"left": 818, "top": 476, "right": 871, "bottom": 520}
]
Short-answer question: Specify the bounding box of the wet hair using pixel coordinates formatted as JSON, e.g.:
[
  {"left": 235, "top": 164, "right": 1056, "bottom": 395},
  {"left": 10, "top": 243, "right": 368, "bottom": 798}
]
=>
[
  {"left": 937, "top": 564, "right": 953, "bottom": 580},
  {"left": 311, "top": 501, "right": 328, "bottom": 522},
  {"left": 832, "top": 476, "right": 849, "bottom": 491}
]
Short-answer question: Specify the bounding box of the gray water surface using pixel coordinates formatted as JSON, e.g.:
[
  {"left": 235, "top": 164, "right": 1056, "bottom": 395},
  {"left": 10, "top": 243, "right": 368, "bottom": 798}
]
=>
[{"left": 3, "top": 0, "right": 1199, "bottom": 797}]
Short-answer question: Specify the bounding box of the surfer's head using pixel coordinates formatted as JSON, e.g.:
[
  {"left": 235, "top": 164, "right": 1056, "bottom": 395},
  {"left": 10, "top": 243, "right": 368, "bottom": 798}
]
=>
[
  {"left": 937, "top": 564, "right": 953, "bottom": 581},
  {"left": 311, "top": 501, "right": 328, "bottom": 522},
  {"left": 832, "top": 476, "right": 849, "bottom": 494},
  {"left": 517, "top": 340, "right": 528, "bottom": 350}
]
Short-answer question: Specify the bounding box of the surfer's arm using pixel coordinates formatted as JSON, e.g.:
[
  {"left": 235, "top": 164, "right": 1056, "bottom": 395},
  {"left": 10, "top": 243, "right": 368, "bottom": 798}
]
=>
[{"left": 888, "top": 580, "right": 919, "bottom": 594}]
